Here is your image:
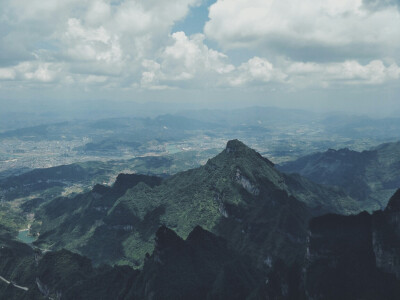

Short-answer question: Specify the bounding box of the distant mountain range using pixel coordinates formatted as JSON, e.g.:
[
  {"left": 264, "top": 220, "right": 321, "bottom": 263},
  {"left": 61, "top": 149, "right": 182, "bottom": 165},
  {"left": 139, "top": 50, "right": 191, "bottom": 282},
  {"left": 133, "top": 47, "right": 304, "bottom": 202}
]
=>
[
  {"left": 279, "top": 141, "right": 400, "bottom": 211},
  {"left": 3, "top": 107, "right": 400, "bottom": 178},
  {"left": 0, "top": 149, "right": 217, "bottom": 202}
]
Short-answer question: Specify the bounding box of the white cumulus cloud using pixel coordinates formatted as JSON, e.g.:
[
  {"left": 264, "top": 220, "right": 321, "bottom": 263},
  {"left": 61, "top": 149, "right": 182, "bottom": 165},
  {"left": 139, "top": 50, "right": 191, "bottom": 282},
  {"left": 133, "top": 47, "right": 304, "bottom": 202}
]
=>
[
  {"left": 286, "top": 60, "right": 400, "bottom": 86},
  {"left": 205, "top": 0, "right": 400, "bottom": 60},
  {"left": 141, "top": 32, "right": 234, "bottom": 88},
  {"left": 226, "top": 57, "right": 287, "bottom": 87},
  {"left": 0, "top": 0, "right": 399, "bottom": 96}
]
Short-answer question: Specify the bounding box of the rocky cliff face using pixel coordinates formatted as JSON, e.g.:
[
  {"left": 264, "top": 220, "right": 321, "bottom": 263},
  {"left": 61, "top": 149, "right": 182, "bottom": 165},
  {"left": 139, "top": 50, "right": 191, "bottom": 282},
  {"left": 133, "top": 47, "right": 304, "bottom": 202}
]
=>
[
  {"left": 131, "top": 225, "right": 263, "bottom": 300},
  {"left": 305, "top": 189, "right": 400, "bottom": 299},
  {"left": 373, "top": 190, "right": 400, "bottom": 279},
  {"left": 385, "top": 189, "right": 400, "bottom": 212}
]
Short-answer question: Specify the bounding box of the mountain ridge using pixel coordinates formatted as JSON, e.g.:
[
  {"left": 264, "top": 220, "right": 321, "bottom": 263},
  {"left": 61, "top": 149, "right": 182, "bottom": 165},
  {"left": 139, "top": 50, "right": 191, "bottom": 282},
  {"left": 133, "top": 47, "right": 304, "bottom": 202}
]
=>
[
  {"left": 33, "top": 139, "right": 360, "bottom": 268},
  {"left": 278, "top": 140, "right": 400, "bottom": 211}
]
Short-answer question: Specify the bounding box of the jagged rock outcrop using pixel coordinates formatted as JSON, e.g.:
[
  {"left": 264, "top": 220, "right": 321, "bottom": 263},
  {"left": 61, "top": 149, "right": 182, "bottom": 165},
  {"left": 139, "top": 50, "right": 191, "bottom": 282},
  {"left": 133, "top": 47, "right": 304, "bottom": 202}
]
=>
[
  {"left": 385, "top": 189, "right": 400, "bottom": 212},
  {"left": 373, "top": 189, "right": 400, "bottom": 279},
  {"left": 305, "top": 189, "right": 400, "bottom": 299},
  {"left": 132, "top": 225, "right": 261, "bottom": 300},
  {"left": 235, "top": 168, "right": 260, "bottom": 196}
]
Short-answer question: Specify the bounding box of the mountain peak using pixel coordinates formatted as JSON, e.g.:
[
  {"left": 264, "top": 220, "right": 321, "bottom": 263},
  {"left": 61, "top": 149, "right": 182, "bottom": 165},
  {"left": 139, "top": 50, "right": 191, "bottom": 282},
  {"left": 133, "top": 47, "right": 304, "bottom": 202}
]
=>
[
  {"left": 385, "top": 189, "right": 400, "bottom": 212},
  {"left": 113, "top": 173, "right": 162, "bottom": 193},
  {"left": 187, "top": 225, "right": 220, "bottom": 244},
  {"left": 225, "top": 139, "right": 274, "bottom": 167},
  {"left": 155, "top": 225, "right": 184, "bottom": 250},
  {"left": 226, "top": 139, "right": 248, "bottom": 153}
]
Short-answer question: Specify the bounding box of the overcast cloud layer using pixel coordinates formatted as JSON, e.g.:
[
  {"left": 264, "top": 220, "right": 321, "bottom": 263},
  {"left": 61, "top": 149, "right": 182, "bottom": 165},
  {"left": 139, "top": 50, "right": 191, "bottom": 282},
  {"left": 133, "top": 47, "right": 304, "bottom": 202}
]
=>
[{"left": 0, "top": 0, "right": 399, "bottom": 108}]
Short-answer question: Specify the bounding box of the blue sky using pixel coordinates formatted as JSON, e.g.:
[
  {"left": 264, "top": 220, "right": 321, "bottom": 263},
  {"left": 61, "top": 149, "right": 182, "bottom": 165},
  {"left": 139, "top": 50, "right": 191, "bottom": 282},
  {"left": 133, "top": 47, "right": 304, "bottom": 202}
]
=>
[
  {"left": 173, "top": 0, "right": 215, "bottom": 35},
  {"left": 0, "top": 0, "right": 399, "bottom": 115}
]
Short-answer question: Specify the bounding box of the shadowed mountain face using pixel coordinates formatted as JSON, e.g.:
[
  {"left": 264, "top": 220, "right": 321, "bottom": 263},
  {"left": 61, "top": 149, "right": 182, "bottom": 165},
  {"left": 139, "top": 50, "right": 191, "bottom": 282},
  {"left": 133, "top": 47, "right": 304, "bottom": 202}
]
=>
[
  {"left": 33, "top": 140, "right": 359, "bottom": 268},
  {"left": 0, "top": 225, "right": 265, "bottom": 300},
  {"left": 305, "top": 189, "right": 400, "bottom": 299},
  {"left": 385, "top": 189, "right": 400, "bottom": 212},
  {"left": 278, "top": 141, "right": 400, "bottom": 211},
  {"left": 129, "top": 225, "right": 262, "bottom": 300},
  {"left": 2, "top": 142, "right": 400, "bottom": 299},
  {"left": 3, "top": 193, "right": 400, "bottom": 300},
  {"left": 1, "top": 191, "right": 400, "bottom": 300}
]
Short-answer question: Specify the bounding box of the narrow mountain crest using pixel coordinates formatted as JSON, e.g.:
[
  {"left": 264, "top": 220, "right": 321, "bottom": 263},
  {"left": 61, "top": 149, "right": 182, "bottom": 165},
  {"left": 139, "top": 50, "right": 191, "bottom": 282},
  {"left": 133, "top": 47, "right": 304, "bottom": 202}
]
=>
[
  {"left": 225, "top": 139, "right": 249, "bottom": 153},
  {"left": 225, "top": 139, "right": 274, "bottom": 167},
  {"left": 155, "top": 225, "right": 184, "bottom": 250}
]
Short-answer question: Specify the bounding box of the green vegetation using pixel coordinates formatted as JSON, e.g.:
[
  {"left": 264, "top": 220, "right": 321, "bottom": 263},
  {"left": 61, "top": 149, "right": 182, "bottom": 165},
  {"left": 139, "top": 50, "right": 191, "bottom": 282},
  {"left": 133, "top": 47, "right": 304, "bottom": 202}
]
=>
[
  {"left": 0, "top": 149, "right": 217, "bottom": 204},
  {"left": 279, "top": 141, "right": 400, "bottom": 211},
  {"left": 33, "top": 140, "right": 361, "bottom": 268},
  {"left": 0, "top": 203, "right": 27, "bottom": 233},
  {"left": 1, "top": 140, "right": 400, "bottom": 299}
]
